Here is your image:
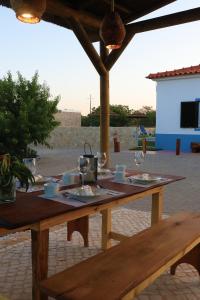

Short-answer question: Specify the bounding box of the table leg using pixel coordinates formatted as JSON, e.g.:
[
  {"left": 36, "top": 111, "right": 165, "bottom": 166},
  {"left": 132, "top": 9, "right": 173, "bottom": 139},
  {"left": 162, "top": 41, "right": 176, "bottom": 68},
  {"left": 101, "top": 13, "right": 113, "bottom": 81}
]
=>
[
  {"left": 101, "top": 208, "right": 112, "bottom": 250},
  {"left": 31, "top": 229, "right": 49, "bottom": 300},
  {"left": 151, "top": 189, "right": 163, "bottom": 225}
]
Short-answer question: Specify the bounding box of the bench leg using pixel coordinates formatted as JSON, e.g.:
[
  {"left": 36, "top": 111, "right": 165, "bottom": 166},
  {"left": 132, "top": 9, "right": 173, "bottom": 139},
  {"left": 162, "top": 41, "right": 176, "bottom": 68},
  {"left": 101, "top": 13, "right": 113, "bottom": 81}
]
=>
[
  {"left": 170, "top": 244, "right": 200, "bottom": 276},
  {"left": 67, "top": 216, "right": 89, "bottom": 247}
]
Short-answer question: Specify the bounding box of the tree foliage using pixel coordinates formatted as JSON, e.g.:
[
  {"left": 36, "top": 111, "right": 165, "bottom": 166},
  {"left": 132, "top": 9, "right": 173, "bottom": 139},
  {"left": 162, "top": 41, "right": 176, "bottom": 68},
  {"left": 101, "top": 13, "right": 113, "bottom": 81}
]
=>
[
  {"left": 0, "top": 71, "right": 60, "bottom": 158},
  {"left": 81, "top": 104, "right": 156, "bottom": 127},
  {"left": 132, "top": 106, "right": 156, "bottom": 127}
]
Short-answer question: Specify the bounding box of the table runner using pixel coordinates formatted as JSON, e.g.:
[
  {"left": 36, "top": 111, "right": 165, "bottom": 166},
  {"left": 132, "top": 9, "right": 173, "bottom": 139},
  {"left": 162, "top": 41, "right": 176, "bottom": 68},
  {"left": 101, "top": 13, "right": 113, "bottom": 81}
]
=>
[{"left": 40, "top": 188, "right": 125, "bottom": 207}]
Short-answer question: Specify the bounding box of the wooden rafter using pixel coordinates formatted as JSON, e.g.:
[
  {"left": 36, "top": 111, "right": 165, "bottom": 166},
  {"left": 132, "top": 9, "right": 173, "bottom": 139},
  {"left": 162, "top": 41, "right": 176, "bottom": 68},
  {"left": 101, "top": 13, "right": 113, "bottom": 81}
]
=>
[
  {"left": 105, "top": 6, "right": 200, "bottom": 71},
  {"left": 103, "top": 0, "right": 131, "bottom": 14},
  {"left": 126, "top": 7, "right": 200, "bottom": 33},
  {"left": 79, "top": 0, "right": 131, "bottom": 14},
  {"left": 42, "top": 13, "right": 99, "bottom": 42},
  {"left": 69, "top": 17, "right": 107, "bottom": 76},
  {"left": 78, "top": 0, "right": 98, "bottom": 10},
  {"left": 125, "top": 0, "right": 176, "bottom": 23},
  {"left": 46, "top": 0, "right": 101, "bottom": 29},
  {"left": 105, "top": 31, "right": 135, "bottom": 71}
]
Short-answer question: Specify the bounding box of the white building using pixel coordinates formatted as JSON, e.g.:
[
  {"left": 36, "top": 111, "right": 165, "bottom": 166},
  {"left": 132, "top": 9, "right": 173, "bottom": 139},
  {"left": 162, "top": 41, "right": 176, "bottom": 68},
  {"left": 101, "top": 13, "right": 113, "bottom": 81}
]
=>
[{"left": 147, "top": 65, "right": 200, "bottom": 152}]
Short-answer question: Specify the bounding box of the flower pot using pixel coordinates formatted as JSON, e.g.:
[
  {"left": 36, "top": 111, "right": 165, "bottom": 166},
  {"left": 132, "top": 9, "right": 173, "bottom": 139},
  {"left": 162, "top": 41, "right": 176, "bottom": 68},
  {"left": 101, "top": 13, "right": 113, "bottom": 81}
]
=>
[{"left": 0, "top": 177, "right": 16, "bottom": 204}]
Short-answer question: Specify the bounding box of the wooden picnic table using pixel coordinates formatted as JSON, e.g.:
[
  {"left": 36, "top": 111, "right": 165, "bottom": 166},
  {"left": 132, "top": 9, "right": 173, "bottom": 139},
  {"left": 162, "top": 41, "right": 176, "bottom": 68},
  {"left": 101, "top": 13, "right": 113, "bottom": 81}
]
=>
[{"left": 0, "top": 171, "right": 184, "bottom": 300}]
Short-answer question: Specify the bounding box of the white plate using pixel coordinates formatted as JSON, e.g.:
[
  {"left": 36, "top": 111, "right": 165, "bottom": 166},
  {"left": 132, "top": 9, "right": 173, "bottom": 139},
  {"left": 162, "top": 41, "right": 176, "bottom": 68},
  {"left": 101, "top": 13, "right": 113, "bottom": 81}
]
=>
[
  {"left": 131, "top": 174, "right": 162, "bottom": 183},
  {"left": 64, "top": 187, "right": 105, "bottom": 200}
]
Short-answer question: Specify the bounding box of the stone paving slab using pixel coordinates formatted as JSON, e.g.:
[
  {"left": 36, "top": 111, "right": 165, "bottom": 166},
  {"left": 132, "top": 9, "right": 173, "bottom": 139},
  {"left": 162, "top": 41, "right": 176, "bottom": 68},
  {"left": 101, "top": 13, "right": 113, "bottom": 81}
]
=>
[{"left": 0, "top": 208, "right": 200, "bottom": 300}]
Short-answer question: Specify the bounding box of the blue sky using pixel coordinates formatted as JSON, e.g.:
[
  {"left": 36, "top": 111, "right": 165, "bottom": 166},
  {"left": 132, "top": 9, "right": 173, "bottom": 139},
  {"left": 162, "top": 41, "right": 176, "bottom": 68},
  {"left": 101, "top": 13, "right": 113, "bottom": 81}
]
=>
[{"left": 0, "top": 0, "right": 200, "bottom": 115}]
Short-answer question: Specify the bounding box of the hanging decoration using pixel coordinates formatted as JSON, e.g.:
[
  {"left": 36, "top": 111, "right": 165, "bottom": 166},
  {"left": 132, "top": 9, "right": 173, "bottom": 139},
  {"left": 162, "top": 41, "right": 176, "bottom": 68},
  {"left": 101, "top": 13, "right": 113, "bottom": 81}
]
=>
[{"left": 100, "top": 0, "right": 126, "bottom": 50}]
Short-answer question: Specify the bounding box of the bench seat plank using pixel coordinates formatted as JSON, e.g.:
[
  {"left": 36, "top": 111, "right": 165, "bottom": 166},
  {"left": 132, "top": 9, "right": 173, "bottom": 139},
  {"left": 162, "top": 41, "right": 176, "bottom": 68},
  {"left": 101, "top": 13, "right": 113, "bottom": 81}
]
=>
[{"left": 41, "top": 212, "right": 200, "bottom": 300}]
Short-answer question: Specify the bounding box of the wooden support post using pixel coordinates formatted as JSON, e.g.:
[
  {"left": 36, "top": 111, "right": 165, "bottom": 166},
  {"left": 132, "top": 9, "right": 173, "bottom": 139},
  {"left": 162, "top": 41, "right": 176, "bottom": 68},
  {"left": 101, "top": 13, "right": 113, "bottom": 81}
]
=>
[
  {"left": 114, "top": 139, "right": 120, "bottom": 152},
  {"left": 142, "top": 138, "right": 147, "bottom": 154},
  {"left": 100, "top": 41, "right": 110, "bottom": 166},
  {"left": 31, "top": 229, "right": 49, "bottom": 300},
  {"left": 176, "top": 138, "right": 181, "bottom": 155}
]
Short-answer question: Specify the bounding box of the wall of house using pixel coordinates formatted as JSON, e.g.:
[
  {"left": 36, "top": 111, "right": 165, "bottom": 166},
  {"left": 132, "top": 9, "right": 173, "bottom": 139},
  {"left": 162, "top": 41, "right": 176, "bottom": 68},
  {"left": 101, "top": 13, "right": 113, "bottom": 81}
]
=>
[{"left": 155, "top": 75, "right": 200, "bottom": 151}]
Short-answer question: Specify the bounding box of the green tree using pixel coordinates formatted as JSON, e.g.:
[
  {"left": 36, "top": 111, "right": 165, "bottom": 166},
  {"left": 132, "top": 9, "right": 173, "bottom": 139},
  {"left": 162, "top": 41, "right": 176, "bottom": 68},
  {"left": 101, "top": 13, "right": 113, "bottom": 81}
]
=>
[
  {"left": 0, "top": 71, "right": 60, "bottom": 158},
  {"left": 131, "top": 106, "right": 156, "bottom": 127},
  {"left": 81, "top": 105, "right": 134, "bottom": 127}
]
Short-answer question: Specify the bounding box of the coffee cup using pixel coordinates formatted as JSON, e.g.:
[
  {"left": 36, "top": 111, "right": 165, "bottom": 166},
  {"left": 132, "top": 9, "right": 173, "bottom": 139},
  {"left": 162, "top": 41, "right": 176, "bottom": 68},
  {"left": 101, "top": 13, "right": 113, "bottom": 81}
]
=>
[
  {"left": 114, "top": 171, "right": 126, "bottom": 182},
  {"left": 44, "top": 182, "right": 59, "bottom": 197},
  {"left": 62, "top": 172, "right": 79, "bottom": 185},
  {"left": 115, "top": 164, "right": 126, "bottom": 173}
]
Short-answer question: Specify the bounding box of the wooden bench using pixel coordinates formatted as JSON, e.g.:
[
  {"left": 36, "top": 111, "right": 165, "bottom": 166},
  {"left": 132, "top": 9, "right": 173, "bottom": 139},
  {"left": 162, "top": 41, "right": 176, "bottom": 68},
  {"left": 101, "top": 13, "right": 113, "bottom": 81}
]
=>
[
  {"left": 191, "top": 142, "right": 200, "bottom": 153},
  {"left": 40, "top": 212, "right": 200, "bottom": 300}
]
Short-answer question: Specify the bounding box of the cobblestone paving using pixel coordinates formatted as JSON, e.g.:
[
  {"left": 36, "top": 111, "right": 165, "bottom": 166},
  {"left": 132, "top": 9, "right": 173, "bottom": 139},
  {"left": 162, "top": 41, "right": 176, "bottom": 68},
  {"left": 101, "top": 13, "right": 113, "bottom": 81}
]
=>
[{"left": 1, "top": 149, "right": 200, "bottom": 299}]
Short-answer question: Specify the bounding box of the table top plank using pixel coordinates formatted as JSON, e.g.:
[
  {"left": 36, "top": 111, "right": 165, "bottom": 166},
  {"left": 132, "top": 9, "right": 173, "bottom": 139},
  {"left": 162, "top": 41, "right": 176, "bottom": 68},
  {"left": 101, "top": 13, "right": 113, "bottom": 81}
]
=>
[{"left": 0, "top": 173, "right": 184, "bottom": 230}]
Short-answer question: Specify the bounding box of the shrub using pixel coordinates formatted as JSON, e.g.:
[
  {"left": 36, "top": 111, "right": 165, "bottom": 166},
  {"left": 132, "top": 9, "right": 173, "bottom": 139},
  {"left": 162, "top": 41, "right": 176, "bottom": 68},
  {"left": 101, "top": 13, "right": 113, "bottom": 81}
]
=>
[{"left": 0, "top": 71, "right": 60, "bottom": 158}]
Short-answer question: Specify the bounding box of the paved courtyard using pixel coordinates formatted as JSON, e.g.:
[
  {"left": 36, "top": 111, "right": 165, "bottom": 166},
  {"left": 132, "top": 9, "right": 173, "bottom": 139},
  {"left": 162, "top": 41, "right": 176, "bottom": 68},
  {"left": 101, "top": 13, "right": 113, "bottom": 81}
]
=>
[{"left": 1, "top": 149, "right": 200, "bottom": 299}]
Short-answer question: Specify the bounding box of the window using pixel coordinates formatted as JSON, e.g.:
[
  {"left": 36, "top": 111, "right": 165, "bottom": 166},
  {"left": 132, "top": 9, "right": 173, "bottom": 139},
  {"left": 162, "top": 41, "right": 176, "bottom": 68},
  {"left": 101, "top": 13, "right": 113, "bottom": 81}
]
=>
[{"left": 180, "top": 101, "right": 199, "bottom": 128}]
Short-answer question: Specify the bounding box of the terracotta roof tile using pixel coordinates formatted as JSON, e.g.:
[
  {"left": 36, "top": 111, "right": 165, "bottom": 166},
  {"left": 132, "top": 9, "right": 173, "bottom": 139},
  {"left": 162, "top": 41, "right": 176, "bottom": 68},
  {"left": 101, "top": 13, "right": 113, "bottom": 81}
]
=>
[{"left": 146, "top": 65, "right": 200, "bottom": 79}]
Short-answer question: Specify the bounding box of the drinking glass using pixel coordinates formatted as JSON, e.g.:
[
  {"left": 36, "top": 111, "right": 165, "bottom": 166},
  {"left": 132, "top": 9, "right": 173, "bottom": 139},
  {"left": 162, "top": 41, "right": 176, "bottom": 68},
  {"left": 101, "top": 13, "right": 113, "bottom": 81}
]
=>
[
  {"left": 23, "top": 158, "right": 37, "bottom": 176},
  {"left": 78, "top": 156, "right": 90, "bottom": 188},
  {"left": 23, "top": 158, "right": 37, "bottom": 191},
  {"left": 134, "top": 151, "right": 145, "bottom": 169},
  {"left": 97, "top": 152, "right": 107, "bottom": 174}
]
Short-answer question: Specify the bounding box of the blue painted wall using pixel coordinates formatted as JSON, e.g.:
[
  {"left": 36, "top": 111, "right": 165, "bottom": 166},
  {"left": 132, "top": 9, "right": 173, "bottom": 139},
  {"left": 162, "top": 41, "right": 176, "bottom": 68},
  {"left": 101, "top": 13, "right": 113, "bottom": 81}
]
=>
[{"left": 156, "top": 133, "right": 200, "bottom": 152}]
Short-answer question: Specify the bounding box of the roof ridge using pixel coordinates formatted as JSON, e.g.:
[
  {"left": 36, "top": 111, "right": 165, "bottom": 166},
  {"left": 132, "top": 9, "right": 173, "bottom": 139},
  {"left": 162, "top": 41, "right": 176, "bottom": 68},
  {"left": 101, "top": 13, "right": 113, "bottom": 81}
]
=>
[{"left": 147, "top": 64, "right": 200, "bottom": 79}]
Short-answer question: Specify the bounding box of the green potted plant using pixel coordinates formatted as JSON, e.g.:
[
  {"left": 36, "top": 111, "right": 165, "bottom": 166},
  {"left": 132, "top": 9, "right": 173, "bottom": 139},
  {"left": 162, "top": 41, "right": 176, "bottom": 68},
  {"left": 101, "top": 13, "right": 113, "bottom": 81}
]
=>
[{"left": 0, "top": 154, "right": 34, "bottom": 204}]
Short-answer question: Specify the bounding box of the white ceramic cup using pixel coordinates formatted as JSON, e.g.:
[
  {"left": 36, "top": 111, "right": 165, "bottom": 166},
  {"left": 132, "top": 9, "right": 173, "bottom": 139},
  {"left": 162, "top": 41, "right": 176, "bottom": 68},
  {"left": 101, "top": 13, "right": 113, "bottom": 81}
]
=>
[
  {"left": 44, "top": 182, "right": 59, "bottom": 197},
  {"left": 62, "top": 172, "right": 79, "bottom": 185},
  {"left": 115, "top": 164, "right": 126, "bottom": 172},
  {"left": 114, "top": 171, "right": 126, "bottom": 182}
]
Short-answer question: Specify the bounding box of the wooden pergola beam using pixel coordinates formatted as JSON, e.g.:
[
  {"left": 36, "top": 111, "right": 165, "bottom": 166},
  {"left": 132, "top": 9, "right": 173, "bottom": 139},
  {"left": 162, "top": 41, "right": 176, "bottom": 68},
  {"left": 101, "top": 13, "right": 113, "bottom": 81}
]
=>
[
  {"left": 47, "top": 0, "right": 101, "bottom": 29},
  {"left": 79, "top": 0, "right": 97, "bottom": 10},
  {"left": 105, "top": 31, "right": 135, "bottom": 71},
  {"left": 69, "top": 17, "right": 107, "bottom": 76},
  {"left": 103, "top": 0, "right": 131, "bottom": 14},
  {"left": 106, "top": 6, "right": 200, "bottom": 71},
  {"left": 125, "top": 0, "right": 176, "bottom": 23},
  {"left": 69, "top": 17, "right": 110, "bottom": 162},
  {"left": 79, "top": 0, "right": 131, "bottom": 14},
  {"left": 42, "top": 14, "right": 99, "bottom": 41},
  {"left": 126, "top": 7, "right": 200, "bottom": 33}
]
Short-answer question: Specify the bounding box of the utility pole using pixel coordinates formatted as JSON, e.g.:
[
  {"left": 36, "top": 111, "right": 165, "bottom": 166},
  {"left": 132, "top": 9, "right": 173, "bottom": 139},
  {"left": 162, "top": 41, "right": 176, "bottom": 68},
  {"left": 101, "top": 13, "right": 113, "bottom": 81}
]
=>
[{"left": 88, "top": 94, "right": 94, "bottom": 114}]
